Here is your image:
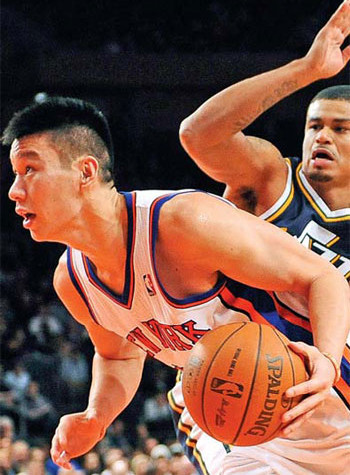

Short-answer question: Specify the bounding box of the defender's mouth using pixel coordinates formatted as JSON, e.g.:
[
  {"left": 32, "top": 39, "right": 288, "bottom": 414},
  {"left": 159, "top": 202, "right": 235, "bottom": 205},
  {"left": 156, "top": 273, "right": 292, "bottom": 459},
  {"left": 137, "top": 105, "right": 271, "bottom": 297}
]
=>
[{"left": 311, "top": 149, "right": 334, "bottom": 161}]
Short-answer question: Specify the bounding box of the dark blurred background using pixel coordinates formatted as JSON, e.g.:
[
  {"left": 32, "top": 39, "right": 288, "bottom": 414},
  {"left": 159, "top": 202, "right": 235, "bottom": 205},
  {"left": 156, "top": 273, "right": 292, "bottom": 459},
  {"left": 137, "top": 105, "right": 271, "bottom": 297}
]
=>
[{"left": 1, "top": 0, "right": 349, "bottom": 468}]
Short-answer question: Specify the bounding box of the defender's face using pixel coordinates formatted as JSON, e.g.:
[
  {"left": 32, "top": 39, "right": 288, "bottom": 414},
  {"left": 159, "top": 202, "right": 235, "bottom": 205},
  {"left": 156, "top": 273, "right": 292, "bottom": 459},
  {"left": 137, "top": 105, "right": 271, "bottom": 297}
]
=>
[
  {"left": 302, "top": 99, "right": 350, "bottom": 186},
  {"left": 8, "top": 133, "right": 81, "bottom": 242}
]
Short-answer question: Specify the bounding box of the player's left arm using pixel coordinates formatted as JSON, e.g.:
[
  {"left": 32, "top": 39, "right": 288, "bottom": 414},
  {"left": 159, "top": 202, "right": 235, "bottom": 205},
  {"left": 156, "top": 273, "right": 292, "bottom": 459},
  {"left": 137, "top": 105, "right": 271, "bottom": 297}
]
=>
[{"left": 161, "top": 193, "right": 350, "bottom": 431}]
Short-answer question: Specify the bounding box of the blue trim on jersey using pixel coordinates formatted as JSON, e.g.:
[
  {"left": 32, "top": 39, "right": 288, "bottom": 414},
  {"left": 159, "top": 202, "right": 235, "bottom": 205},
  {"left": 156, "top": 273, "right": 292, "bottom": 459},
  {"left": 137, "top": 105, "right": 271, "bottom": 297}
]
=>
[
  {"left": 225, "top": 280, "right": 314, "bottom": 345},
  {"left": 341, "top": 356, "right": 350, "bottom": 384},
  {"left": 151, "top": 190, "right": 226, "bottom": 306},
  {"left": 83, "top": 191, "right": 135, "bottom": 306},
  {"left": 66, "top": 247, "right": 98, "bottom": 322}
]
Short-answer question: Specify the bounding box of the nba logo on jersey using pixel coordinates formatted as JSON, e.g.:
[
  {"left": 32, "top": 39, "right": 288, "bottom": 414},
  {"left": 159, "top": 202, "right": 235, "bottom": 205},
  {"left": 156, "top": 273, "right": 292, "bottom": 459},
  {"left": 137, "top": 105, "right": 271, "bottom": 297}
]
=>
[
  {"left": 210, "top": 377, "right": 244, "bottom": 398},
  {"left": 143, "top": 274, "right": 156, "bottom": 296}
]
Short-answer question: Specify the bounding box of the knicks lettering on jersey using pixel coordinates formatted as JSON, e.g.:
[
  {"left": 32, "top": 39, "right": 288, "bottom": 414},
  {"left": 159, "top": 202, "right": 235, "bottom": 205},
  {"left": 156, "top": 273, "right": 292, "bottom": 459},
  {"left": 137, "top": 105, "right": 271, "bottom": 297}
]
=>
[
  {"left": 297, "top": 221, "right": 350, "bottom": 279},
  {"left": 126, "top": 318, "right": 209, "bottom": 361}
]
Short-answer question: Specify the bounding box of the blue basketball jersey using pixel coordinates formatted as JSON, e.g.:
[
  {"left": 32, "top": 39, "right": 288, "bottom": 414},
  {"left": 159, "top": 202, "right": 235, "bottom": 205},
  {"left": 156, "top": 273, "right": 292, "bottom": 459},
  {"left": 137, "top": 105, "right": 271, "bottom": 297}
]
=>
[{"left": 260, "top": 157, "right": 349, "bottom": 281}]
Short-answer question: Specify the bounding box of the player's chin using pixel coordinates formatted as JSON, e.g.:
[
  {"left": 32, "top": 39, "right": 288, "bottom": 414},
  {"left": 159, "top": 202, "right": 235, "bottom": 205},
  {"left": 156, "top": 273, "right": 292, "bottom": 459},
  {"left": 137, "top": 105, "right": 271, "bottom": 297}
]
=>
[{"left": 29, "top": 229, "right": 48, "bottom": 242}]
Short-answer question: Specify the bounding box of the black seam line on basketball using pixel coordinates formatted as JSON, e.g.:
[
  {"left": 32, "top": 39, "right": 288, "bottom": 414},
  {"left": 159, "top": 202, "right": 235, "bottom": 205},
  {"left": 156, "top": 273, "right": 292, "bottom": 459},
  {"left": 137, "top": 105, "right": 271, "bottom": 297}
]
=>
[
  {"left": 261, "top": 328, "right": 297, "bottom": 443},
  {"left": 218, "top": 295, "right": 253, "bottom": 321},
  {"left": 201, "top": 322, "right": 247, "bottom": 438},
  {"left": 272, "top": 292, "right": 309, "bottom": 322},
  {"left": 233, "top": 323, "right": 261, "bottom": 445},
  {"left": 333, "top": 386, "right": 349, "bottom": 409}
]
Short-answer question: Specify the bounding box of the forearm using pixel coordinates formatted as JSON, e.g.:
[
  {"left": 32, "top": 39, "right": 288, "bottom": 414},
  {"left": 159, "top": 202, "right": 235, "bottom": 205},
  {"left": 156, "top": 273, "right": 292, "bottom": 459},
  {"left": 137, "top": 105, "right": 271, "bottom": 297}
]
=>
[
  {"left": 308, "top": 270, "right": 350, "bottom": 365},
  {"left": 180, "top": 58, "right": 315, "bottom": 147},
  {"left": 86, "top": 352, "right": 144, "bottom": 431}
]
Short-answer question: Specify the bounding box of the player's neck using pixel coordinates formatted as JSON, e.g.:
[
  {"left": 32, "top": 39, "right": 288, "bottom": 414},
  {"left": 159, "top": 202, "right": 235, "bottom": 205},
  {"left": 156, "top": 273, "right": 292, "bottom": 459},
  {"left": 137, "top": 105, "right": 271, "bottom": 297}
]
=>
[
  {"left": 67, "top": 188, "right": 128, "bottom": 263},
  {"left": 309, "top": 180, "right": 350, "bottom": 210}
]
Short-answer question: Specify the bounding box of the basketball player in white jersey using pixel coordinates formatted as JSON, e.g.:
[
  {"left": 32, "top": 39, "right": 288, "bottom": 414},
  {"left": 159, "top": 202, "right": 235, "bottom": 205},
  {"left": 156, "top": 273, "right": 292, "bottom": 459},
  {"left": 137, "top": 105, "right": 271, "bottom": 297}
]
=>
[{"left": 4, "top": 80, "right": 349, "bottom": 475}]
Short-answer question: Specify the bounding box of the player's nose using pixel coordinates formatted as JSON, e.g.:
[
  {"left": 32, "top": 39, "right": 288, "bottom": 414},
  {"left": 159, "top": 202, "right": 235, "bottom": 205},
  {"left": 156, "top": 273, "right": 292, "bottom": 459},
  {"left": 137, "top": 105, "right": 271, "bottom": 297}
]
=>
[
  {"left": 8, "top": 176, "right": 26, "bottom": 202},
  {"left": 315, "top": 127, "right": 333, "bottom": 144}
]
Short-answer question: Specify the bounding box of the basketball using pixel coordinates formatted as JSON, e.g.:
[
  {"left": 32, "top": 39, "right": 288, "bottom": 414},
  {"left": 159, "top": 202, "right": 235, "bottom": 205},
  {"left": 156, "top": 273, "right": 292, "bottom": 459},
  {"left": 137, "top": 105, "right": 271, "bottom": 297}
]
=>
[{"left": 182, "top": 322, "right": 308, "bottom": 446}]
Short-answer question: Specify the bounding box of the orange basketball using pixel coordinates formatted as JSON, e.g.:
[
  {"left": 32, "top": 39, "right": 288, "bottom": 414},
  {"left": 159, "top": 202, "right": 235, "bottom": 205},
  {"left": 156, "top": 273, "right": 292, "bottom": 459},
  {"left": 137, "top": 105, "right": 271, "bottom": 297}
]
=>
[{"left": 182, "top": 322, "right": 308, "bottom": 446}]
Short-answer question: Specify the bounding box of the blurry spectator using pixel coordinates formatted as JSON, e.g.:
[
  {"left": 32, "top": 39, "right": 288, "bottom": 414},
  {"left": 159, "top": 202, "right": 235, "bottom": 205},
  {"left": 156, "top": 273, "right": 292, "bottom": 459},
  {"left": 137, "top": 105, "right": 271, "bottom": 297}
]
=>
[
  {"left": 143, "top": 437, "right": 159, "bottom": 457},
  {"left": 82, "top": 450, "right": 103, "bottom": 475},
  {"left": 0, "top": 368, "right": 21, "bottom": 431},
  {"left": 169, "top": 454, "right": 197, "bottom": 475},
  {"left": 58, "top": 341, "right": 89, "bottom": 412},
  {"left": 101, "top": 447, "right": 125, "bottom": 475},
  {"left": 4, "top": 361, "right": 31, "bottom": 400},
  {"left": 0, "top": 443, "right": 13, "bottom": 475},
  {"left": 149, "top": 444, "right": 171, "bottom": 475},
  {"left": 20, "top": 381, "right": 58, "bottom": 442},
  {"left": 2, "top": 328, "right": 28, "bottom": 367},
  {"left": 10, "top": 440, "right": 30, "bottom": 473},
  {"left": 142, "top": 393, "right": 173, "bottom": 442},
  {"left": 110, "top": 457, "right": 133, "bottom": 475},
  {"left": 0, "top": 416, "right": 15, "bottom": 441},
  {"left": 130, "top": 453, "right": 155, "bottom": 475},
  {"left": 105, "top": 420, "right": 132, "bottom": 456},
  {"left": 0, "top": 416, "right": 14, "bottom": 474},
  {"left": 28, "top": 303, "right": 64, "bottom": 353}
]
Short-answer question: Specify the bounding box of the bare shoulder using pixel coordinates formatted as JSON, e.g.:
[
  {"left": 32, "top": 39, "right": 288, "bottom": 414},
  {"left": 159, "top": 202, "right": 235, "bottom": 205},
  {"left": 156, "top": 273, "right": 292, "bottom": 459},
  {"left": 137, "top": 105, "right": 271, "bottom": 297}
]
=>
[
  {"left": 158, "top": 191, "right": 236, "bottom": 245},
  {"left": 53, "top": 251, "right": 73, "bottom": 300},
  {"left": 53, "top": 250, "right": 89, "bottom": 326}
]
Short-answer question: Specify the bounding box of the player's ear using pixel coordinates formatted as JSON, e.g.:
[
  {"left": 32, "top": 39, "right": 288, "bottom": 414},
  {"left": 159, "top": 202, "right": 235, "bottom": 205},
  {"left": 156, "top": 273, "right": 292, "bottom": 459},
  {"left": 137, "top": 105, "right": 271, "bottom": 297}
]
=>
[{"left": 77, "top": 156, "right": 99, "bottom": 186}]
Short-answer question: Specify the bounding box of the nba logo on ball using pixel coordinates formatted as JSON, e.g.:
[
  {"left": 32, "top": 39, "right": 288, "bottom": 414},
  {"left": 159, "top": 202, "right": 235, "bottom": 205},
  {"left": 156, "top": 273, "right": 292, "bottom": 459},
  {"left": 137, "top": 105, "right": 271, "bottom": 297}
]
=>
[
  {"left": 182, "top": 322, "right": 308, "bottom": 446},
  {"left": 210, "top": 377, "right": 243, "bottom": 398}
]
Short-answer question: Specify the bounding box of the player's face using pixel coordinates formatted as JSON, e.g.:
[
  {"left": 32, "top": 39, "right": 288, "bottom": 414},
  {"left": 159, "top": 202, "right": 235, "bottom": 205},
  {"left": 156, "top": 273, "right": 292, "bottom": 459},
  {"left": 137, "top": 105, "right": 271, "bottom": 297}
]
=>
[
  {"left": 302, "top": 99, "right": 350, "bottom": 185},
  {"left": 8, "top": 133, "right": 81, "bottom": 243}
]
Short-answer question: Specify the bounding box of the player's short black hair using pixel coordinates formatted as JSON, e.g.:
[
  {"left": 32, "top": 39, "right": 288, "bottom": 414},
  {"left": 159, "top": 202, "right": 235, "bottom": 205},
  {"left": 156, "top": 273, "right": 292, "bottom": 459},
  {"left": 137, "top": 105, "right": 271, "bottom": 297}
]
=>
[
  {"left": 310, "top": 85, "right": 350, "bottom": 103},
  {"left": 2, "top": 96, "right": 115, "bottom": 183}
]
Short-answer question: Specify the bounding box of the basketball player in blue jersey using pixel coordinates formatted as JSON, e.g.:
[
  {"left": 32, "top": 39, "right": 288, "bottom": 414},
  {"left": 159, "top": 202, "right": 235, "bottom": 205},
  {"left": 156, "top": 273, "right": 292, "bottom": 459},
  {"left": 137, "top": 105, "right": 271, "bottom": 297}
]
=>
[
  {"left": 3, "top": 9, "right": 350, "bottom": 472},
  {"left": 180, "top": 2, "right": 350, "bottom": 283}
]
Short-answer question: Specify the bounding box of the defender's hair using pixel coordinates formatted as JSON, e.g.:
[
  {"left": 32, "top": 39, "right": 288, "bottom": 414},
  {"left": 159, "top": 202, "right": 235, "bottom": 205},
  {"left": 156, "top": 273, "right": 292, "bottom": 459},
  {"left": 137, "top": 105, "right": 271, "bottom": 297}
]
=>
[
  {"left": 2, "top": 96, "right": 115, "bottom": 183},
  {"left": 310, "top": 85, "right": 350, "bottom": 103}
]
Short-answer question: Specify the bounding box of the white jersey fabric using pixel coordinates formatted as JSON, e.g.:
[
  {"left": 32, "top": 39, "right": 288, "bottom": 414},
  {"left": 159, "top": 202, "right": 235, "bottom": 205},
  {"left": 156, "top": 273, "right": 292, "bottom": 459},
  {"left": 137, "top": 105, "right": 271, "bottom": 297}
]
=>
[{"left": 66, "top": 189, "right": 350, "bottom": 475}]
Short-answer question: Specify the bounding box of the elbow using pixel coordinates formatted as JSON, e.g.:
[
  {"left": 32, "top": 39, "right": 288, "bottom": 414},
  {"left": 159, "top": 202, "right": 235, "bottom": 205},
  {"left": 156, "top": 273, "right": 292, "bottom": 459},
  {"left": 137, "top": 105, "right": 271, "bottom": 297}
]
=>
[{"left": 179, "top": 118, "right": 194, "bottom": 151}]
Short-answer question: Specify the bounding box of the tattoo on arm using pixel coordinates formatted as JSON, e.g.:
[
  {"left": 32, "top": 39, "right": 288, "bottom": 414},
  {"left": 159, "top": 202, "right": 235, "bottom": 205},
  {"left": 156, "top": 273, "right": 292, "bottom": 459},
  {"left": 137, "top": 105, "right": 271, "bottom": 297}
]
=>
[{"left": 232, "top": 80, "right": 298, "bottom": 132}]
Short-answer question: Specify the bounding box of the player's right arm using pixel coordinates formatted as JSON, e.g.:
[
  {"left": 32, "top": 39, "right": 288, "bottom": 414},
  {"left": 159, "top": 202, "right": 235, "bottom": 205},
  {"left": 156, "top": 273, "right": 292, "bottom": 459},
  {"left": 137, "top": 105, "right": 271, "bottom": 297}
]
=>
[
  {"left": 50, "top": 251, "right": 146, "bottom": 470},
  {"left": 179, "top": 0, "right": 350, "bottom": 214}
]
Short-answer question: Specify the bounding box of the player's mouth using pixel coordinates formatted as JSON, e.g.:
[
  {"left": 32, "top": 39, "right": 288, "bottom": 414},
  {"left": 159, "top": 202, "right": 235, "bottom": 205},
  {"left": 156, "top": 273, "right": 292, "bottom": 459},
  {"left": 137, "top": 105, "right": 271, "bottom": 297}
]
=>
[
  {"left": 15, "top": 208, "right": 36, "bottom": 228},
  {"left": 311, "top": 148, "right": 335, "bottom": 164}
]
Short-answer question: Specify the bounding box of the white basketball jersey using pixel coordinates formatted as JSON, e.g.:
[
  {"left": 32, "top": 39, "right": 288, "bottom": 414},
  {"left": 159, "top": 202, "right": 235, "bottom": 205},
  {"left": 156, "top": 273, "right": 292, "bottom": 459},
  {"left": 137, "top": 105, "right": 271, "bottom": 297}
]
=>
[{"left": 66, "top": 189, "right": 245, "bottom": 370}]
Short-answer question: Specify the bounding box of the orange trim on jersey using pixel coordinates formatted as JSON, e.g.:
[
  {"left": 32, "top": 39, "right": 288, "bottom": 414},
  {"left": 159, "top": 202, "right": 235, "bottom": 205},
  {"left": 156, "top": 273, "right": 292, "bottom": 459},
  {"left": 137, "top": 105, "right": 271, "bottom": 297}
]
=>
[
  {"left": 220, "top": 287, "right": 274, "bottom": 324},
  {"left": 270, "top": 294, "right": 311, "bottom": 332},
  {"left": 296, "top": 163, "right": 350, "bottom": 222},
  {"left": 81, "top": 192, "right": 136, "bottom": 309},
  {"left": 168, "top": 390, "right": 183, "bottom": 415},
  {"left": 335, "top": 377, "right": 350, "bottom": 406}
]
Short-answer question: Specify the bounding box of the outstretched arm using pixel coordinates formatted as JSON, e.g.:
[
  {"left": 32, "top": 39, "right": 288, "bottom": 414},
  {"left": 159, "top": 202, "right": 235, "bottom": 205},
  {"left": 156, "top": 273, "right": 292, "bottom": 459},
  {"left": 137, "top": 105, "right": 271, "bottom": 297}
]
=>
[
  {"left": 180, "top": 1, "right": 350, "bottom": 212},
  {"left": 50, "top": 253, "right": 146, "bottom": 469},
  {"left": 160, "top": 193, "right": 350, "bottom": 431}
]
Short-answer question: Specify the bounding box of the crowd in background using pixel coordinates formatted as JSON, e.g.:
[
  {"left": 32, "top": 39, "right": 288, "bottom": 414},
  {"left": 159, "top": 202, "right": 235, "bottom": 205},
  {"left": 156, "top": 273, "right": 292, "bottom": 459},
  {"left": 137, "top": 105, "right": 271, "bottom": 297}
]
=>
[{"left": 0, "top": 256, "right": 195, "bottom": 474}]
